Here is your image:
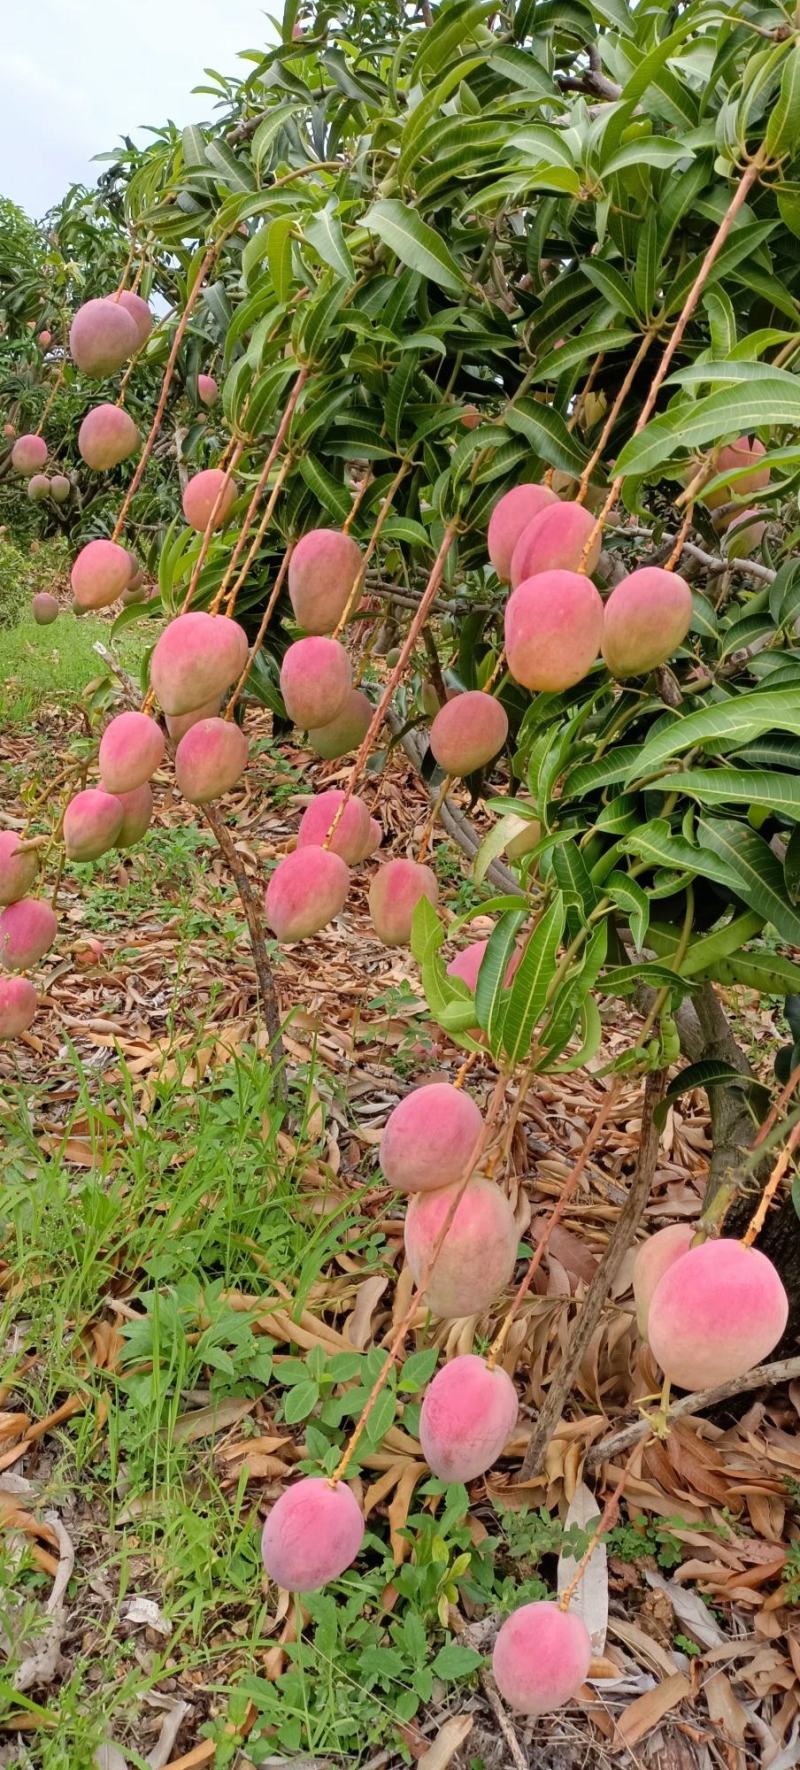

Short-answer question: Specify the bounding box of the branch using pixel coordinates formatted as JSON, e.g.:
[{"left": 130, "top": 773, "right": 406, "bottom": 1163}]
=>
[
  {"left": 519, "top": 1067, "right": 667, "bottom": 1479},
  {"left": 586, "top": 1354, "right": 800, "bottom": 1465},
  {"left": 202, "top": 802, "right": 286, "bottom": 1094}
]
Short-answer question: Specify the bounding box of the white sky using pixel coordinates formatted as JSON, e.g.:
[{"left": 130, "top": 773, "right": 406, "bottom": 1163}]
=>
[{"left": 2, "top": 0, "right": 276, "bottom": 219}]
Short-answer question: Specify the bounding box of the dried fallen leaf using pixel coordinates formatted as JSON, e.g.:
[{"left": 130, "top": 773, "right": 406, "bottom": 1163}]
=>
[{"left": 417, "top": 1715, "right": 474, "bottom": 1768}]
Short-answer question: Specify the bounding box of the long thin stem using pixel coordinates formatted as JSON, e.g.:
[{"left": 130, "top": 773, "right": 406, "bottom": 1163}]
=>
[
  {"left": 322, "top": 520, "right": 459, "bottom": 852},
  {"left": 111, "top": 235, "right": 229, "bottom": 542},
  {"left": 578, "top": 149, "right": 768, "bottom": 568},
  {"left": 224, "top": 546, "right": 294, "bottom": 718},
  {"left": 210, "top": 366, "right": 309, "bottom": 614},
  {"left": 575, "top": 329, "right": 654, "bottom": 504},
  {"left": 742, "top": 1114, "right": 800, "bottom": 1247}
]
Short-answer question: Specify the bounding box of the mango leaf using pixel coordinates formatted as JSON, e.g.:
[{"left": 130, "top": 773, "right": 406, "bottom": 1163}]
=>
[
  {"left": 696, "top": 817, "right": 800, "bottom": 945},
  {"left": 474, "top": 907, "right": 527, "bottom": 1047},
  {"left": 364, "top": 199, "right": 467, "bottom": 295},
  {"left": 653, "top": 1061, "right": 769, "bottom": 1130},
  {"left": 625, "top": 689, "right": 800, "bottom": 780},
  {"left": 304, "top": 207, "right": 356, "bottom": 285},
  {"left": 601, "top": 137, "right": 694, "bottom": 176},
  {"left": 616, "top": 379, "right": 800, "bottom": 478},
  {"left": 606, "top": 871, "right": 650, "bottom": 950},
  {"left": 501, "top": 895, "right": 566, "bottom": 1065},
  {"left": 649, "top": 766, "right": 800, "bottom": 822}
]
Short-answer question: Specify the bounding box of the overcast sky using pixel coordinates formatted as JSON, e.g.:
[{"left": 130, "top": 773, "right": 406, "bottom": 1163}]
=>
[{"left": 2, "top": 0, "right": 275, "bottom": 220}]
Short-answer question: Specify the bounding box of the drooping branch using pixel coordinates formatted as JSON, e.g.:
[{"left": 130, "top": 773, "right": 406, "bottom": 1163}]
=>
[{"left": 202, "top": 801, "right": 286, "bottom": 1094}]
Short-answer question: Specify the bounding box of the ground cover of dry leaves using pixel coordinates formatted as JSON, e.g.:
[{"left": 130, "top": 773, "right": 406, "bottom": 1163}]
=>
[{"left": 0, "top": 691, "right": 799, "bottom": 1770}]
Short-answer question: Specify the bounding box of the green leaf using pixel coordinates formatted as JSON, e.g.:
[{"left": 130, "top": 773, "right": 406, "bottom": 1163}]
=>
[
  {"left": 398, "top": 1348, "right": 439, "bottom": 1392},
  {"left": 649, "top": 767, "right": 800, "bottom": 823},
  {"left": 696, "top": 817, "right": 800, "bottom": 945},
  {"left": 204, "top": 140, "right": 256, "bottom": 193},
  {"left": 504, "top": 399, "right": 589, "bottom": 477},
  {"left": 622, "top": 820, "right": 741, "bottom": 893},
  {"left": 283, "top": 1380, "right": 320, "bottom": 1422},
  {"left": 501, "top": 895, "right": 566, "bottom": 1065},
  {"left": 364, "top": 200, "right": 467, "bottom": 295},
  {"left": 304, "top": 207, "right": 356, "bottom": 285},
  {"left": 181, "top": 124, "right": 209, "bottom": 168},
  {"left": 766, "top": 42, "right": 800, "bottom": 159},
  {"left": 654, "top": 1061, "right": 769, "bottom": 1129},
  {"left": 430, "top": 1642, "right": 483, "bottom": 1679},
  {"left": 626, "top": 690, "right": 800, "bottom": 781},
  {"left": 606, "top": 871, "right": 650, "bottom": 950},
  {"left": 616, "top": 379, "right": 800, "bottom": 479},
  {"left": 475, "top": 908, "right": 527, "bottom": 1047},
  {"left": 601, "top": 137, "right": 693, "bottom": 177},
  {"left": 582, "top": 260, "right": 642, "bottom": 321},
  {"left": 267, "top": 215, "right": 294, "bottom": 304},
  {"left": 364, "top": 1384, "right": 396, "bottom": 1446},
  {"left": 531, "top": 328, "right": 634, "bottom": 383}
]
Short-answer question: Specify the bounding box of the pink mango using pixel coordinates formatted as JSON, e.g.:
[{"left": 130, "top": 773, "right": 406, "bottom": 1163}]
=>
[
  {"left": 493, "top": 1602, "right": 592, "bottom": 1715},
  {"left": 510, "top": 500, "right": 601, "bottom": 588},
  {"left": 280, "top": 637, "right": 352, "bottom": 729},
  {"left": 64, "top": 789, "right": 124, "bottom": 861},
  {"left": 0, "top": 975, "right": 38, "bottom": 1039},
  {"left": 261, "top": 1477, "right": 364, "bottom": 1592},
  {"left": 78, "top": 404, "right": 140, "bottom": 471},
  {"left": 99, "top": 711, "right": 165, "bottom": 794},
  {"left": 69, "top": 297, "right": 138, "bottom": 376},
  {"left": 11, "top": 434, "right": 47, "bottom": 475},
  {"left": 297, "top": 790, "right": 371, "bottom": 865},
  {"left": 265, "top": 846, "right": 350, "bottom": 941},
  {"left": 174, "top": 717, "right": 249, "bottom": 804},
  {"left": 182, "top": 468, "right": 238, "bottom": 532},
  {"left": 0, "top": 832, "right": 38, "bottom": 905},
  {"left": 647, "top": 1238, "right": 788, "bottom": 1391},
  {"left": 116, "top": 289, "right": 153, "bottom": 347},
  {"left": 115, "top": 784, "right": 154, "bottom": 848},
  {"left": 0, "top": 898, "right": 57, "bottom": 971},
  {"left": 150, "top": 612, "right": 248, "bottom": 716},
  {"left": 380, "top": 1081, "right": 483, "bottom": 1193},
  {"left": 404, "top": 1176, "right": 517, "bottom": 1319},
  {"left": 288, "top": 529, "right": 363, "bottom": 633},
  {"left": 369, "top": 858, "right": 438, "bottom": 947},
  {"left": 71, "top": 539, "right": 132, "bottom": 611},
  {"left": 632, "top": 1224, "right": 695, "bottom": 1336},
  {"left": 420, "top": 1354, "right": 518, "bottom": 1482},
  {"left": 487, "top": 483, "right": 557, "bottom": 581},
  {"left": 32, "top": 592, "right": 59, "bottom": 625},
  {"left": 308, "top": 689, "right": 372, "bottom": 759},
  {"left": 430, "top": 691, "right": 508, "bottom": 776},
  {"left": 505, "top": 570, "right": 603, "bottom": 692},
  {"left": 602, "top": 567, "right": 693, "bottom": 679}
]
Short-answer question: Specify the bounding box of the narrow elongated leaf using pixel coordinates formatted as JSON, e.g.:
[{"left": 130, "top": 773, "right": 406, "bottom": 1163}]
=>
[
  {"left": 622, "top": 820, "right": 741, "bottom": 892},
  {"left": 475, "top": 908, "right": 527, "bottom": 1046},
  {"left": 606, "top": 872, "right": 650, "bottom": 950},
  {"left": 602, "top": 137, "right": 693, "bottom": 176},
  {"left": 504, "top": 399, "right": 589, "bottom": 476},
  {"left": 501, "top": 895, "right": 566, "bottom": 1065},
  {"left": 582, "top": 260, "right": 641, "bottom": 321},
  {"left": 364, "top": 199, "right": 467, "bottom": 295},
  {"left": 654, "top": 1061, "right": 769, "bottom": 1130},
  {"left": 649, "top": 767, "right": 800, "bottom": 821},
  {"left": 697, "top": 817, "right": 800, "bottom": 944},
  {"left": 304, "top": 208, "right": 356, "bottom": 284},
  {"left": 626, "top": 689, "right": 800, "bottom": 780},
  {"left": 616, "top": 380, "right": 800, "bottom": 478},
  {"left": 267, "top": 215, "right": 294, "bottom": 304}
]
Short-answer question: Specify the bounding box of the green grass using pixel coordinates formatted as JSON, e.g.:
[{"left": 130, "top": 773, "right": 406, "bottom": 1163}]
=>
[{"left": 0, "top": 612, "right": 147, "bottom": 724}]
